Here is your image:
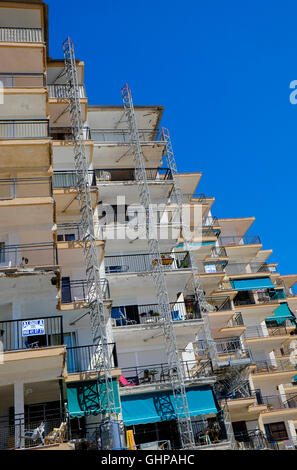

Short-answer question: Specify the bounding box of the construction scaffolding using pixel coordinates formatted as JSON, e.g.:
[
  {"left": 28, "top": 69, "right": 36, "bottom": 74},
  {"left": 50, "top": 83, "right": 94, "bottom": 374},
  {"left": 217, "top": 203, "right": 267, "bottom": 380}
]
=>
[
  {"left": 63, "top": 38, "right": 117, "bottom": 428},
  {"left": 121, "top": 84, "right": 195, "bottom": 449}
]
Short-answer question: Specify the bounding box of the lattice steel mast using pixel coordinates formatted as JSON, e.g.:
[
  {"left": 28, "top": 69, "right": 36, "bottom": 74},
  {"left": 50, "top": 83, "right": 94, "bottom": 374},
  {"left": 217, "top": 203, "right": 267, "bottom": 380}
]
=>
[
  {"left": 121, "top": 84, "right": 195, "bottom": 449},
  {"left": 63, "top": 37, "right": 117, "bottom": 421},
  {"left": 162, "top": 128, "right": 236, "bottom": 449}
]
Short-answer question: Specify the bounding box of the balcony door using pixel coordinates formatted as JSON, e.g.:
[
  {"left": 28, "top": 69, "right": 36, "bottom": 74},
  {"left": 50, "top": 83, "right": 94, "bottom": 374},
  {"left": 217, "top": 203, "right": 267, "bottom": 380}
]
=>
[
  {"left": 62, "top": 277, "right": 72, "bottom": 303},
  {"left": 65, "top": 332, "right": 78, "bottom": 373}
]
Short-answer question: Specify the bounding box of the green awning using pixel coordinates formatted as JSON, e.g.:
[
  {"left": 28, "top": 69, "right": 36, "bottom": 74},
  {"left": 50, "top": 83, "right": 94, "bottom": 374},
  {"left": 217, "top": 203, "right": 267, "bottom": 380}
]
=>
[
  {"left": 67, "top": 379, "right": 121, "bottom": 418},
  {"left": 266, "top": 302, "right": 296, "bottom": 325},
  {"left": 121, "top": 386, "right": 218, "bottom": 426},
  {"left": 230, "top": 277, "right": 274, "bottom": 291}
]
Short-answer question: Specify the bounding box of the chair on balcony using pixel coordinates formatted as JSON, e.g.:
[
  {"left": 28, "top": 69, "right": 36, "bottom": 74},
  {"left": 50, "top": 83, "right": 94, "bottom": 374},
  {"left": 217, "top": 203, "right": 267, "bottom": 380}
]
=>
[
  {"left": 171, "top": 310, "right": 182, "bottom": 321},
  {"left": 22, "top": 422, "right": 45, "bottom": 446},
  {"left": 44, "top": 422, "right": 67, "bottom": 445},
  {"left": 119, "top": 375, "right": 136, "bottom": 387}
]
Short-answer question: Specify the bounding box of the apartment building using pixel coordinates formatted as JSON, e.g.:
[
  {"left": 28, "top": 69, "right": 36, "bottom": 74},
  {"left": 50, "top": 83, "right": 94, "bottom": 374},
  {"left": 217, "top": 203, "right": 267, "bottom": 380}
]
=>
[{"left": 0, "top": 0, "right": 296, "bottom": 451}]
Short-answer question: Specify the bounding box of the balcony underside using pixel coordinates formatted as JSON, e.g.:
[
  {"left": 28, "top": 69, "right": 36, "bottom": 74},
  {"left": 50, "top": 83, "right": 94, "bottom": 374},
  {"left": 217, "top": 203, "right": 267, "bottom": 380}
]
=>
[
  {"left": 98, "top": 181, "right": 173, "bottom": 205},
  {"left": 92, "top": 143, "right": 164, "bottom": 168},
  {"left": 245, "top": 335, "right": 291, "bottom": 352},
  {"left": 52, "top": 141, "right": 93, "bottom": 168},
  {"left": 238, "top": 303, "right": 281, "bottom": 322},
  {"left": 57, "top": 240, "right": 105, "bottom": 268},
  {"left": 224, "top": 244, "right": 263, "bottom": 262},
  {"left": 53, "top": 188, "right": 98, "bottom": 215},
  {"left": 0, "top": 346, "right": 66, "bottom": 387},
  {"left": 49, "top": 100, "right": 88, "bottom": 128},
  {"left": 113, "top": 319, "right": 204, "bottom": 349},
  {"left": 106, "top": 270, "right": 193, "bottom": 301},
  {"left": 104, "top": 227, "right": 180, "bottom": 253},
  {"left": 198, "top": 273, "right": 225, "bottom": 295},
  {"left": 0, "top": 140, "right": 51, "bottom": 171}
]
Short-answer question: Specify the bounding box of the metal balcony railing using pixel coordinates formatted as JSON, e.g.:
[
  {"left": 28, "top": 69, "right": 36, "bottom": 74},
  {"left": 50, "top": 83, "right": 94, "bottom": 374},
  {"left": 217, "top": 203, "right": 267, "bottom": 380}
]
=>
[
  {"left": 47, "top": 84, "right": 86, "bottom": 99},
  {"left": 208, "top": 246, "right": 228, "bottom": 258},
  {"left": 234, "top": 430, "right": 279, "bottom": 450},
  {"left": 218, "top": 235, "right": 261, "bottom": 246},
  {"left": 253, "top": 359, "right": 297, "bottom": 374},
  {"left": 61, "top": 279, "right": 110, "bottom": 303},
  {"left": 50, "top": 126, "right": 91, "bottom": 141},
  {"left": 203, "top": 262, "right": 226, "bottom": 273},
  {"left": 257, "top": 393, "right": 297, "bottom": 411},
  {"left": 94, "top": 167, "right": 173, "bottom": 182},
  {"left": 227, "top": 313, "right": 244, "bottom": 327},
  {"left": 90, "top": 128, "right": 164, "bottom": 143},
  {"left": 0, "top": 72, "right": 45, "bottom": 88},
  {"left": 120, "top": 359, "right": 214, "bottom": 386},
  {"left": 0, "top": 408, "right": 66, "bottom": 450},
  {"left": 111, "top": 301, "right": 202, "bottom": 326},
  {"left": 233, "top": 288, "right": 284, "bottom": 306},
  {"left": 0, "top": 178, "right": 52, "bottom": 200},
  {"left": 195, "top": 337, "right": 250, "bottom": 357},
  {"left": 225, "top": 262, "right": 277, "bottom": 275},
  {"left": 53, "top": 170, "right": 96, "bottom": 188},
  {"left": 244, "top": 324, "right": 293, "bottom": 339},
  {"left": 0, "top": 120, "right": 49, "bottom": 139},
  {"left": 0, "top": 316, "right": 63, "bottom": 352},
  {"left": 104, "top": 251, "right": 191, "bottom": 274},
  {"left": 202, "top": 216, "right": 219, "bottom": 227},
  {"left": 66, "top": 343, "right": 117, "bottom": 374},
  {"left": 184, "top": 193, "right": 210, "bottom": 203},
  {"left": 202, "top": 295, "right": 232, "bottom": 312},
  {"left": 0, "top": 27, "right": 43, "bottom": 43},
  {"left": 0, "top": 243, "right": 58, "bottom": 269}
]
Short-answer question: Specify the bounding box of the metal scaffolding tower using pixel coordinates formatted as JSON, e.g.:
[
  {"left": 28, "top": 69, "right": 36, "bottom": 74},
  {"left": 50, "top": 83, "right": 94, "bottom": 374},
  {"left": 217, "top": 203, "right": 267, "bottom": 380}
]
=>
[
  {"left": 162, "top": 128, "right": 237, "bottom": 449},
  {"left": 121, "top": 84, "right": 195, "bottom": 449},
  {"left": 63, "top": 37, "right": 117, "bottom": 422}
]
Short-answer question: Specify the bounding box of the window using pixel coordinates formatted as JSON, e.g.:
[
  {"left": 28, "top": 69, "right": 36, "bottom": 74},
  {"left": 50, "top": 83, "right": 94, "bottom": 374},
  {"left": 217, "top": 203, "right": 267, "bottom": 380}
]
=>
[{"left": 266, "top": 422, "right": 288, "bottom": 441}]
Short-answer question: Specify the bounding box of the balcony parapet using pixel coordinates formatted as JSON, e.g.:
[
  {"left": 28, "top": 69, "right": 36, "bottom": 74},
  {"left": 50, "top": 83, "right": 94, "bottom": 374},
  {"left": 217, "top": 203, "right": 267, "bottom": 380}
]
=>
[
  {"left": 0, "top": 119, "right": 49, "bottom": 139},
  {"left": 0, "top": 27, "right": 43, "bottom": 43}
]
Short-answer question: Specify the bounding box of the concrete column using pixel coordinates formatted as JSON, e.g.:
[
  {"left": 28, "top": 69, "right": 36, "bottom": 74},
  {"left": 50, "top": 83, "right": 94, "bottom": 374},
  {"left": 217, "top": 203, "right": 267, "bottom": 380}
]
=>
[
  {"left": 12, "top": 301, "right": 22, "bottom": 350},
  {"left": 14, "top": 381, "right": 24, "bottom": 449},
  {"left": 286, "top": 420, "right": 297, "bottom": 447}
]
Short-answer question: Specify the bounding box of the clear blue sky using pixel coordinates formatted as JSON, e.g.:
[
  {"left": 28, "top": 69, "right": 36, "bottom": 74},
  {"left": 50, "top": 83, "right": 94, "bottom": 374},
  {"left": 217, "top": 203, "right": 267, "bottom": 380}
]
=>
[{"left": 47, "top": 0, "right": 297, "bottom": 276}]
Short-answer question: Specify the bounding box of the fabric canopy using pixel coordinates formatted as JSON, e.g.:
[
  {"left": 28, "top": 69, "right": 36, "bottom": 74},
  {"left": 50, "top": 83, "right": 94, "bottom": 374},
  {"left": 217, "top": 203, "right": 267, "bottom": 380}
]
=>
[
  {"left": 266, "top": 302, "right": 296, "bottom": 325},
  {"left": 230, "top": 277, "right": 274, "bottom": 291},
  {"left": 67, "top": 379, "right": 121, "bottom": 418},
  {"left": 121, "top": 386, "right": 218, "bottom": 426}
]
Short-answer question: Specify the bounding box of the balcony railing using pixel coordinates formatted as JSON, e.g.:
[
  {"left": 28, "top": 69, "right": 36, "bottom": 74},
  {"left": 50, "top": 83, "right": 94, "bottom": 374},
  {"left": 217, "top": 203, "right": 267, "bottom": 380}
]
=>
[
  {"left": 0, "top": 243, "right": 58, "bottom": 269},
  {"left": 202, "top": 295, "right": 232, "bottom": 312},
  {"left": 0, "top": 178, "right": 52, "bottom": 200},
  {"left": 203, "top": 216, "right": 219, "bottom": 227},
  {"left": 0, "top": 316, "right": 63, "bottom": 352},
  {"left": 0, "top": 27, "right": 43, "bottom": 43},
  {"left": 208, "top": 246, "right": 228, "bottom": 258},
  {"left": 0, "top": 120, "right": 49, "bottom": 139},
  {"left": 61, "top": 279, "right": 110, "bottom": 304},
  {"left": 234, "top": 430, "right": 279, "bottom": 450},
  {"left": 50, "top": 126, "right": 91, "bottom": 141},
  {"left": 53, "top": 170, "right": 96, "bottom": 188},
  {"left": 218, "top": 235, "right": 261, "bottom": 246},
  {"left": 233, "top": 288, "right": 285, "bottom": 306},
  {"left": 244, "top": 324, "right": 293, "bottom": 339},
  {"left": 66, "top": 343, "right": 117, "bottom": 374},
  {"left": 225, "top": 262, "right": 277, "bottom": 275},
  {"left": 253, "top": 359, "right": 297, "bottom": 374},
  {"left": 90, "top": 128, "right": 163, "bottom": 143},
  {"left": 227, "top": 313, "right": 244, "bottom": 327},
  {"left": 203, "top": 262, "right": 226, "bottom": 273},
  {"left": 47, "top": 84, "right": 85, "bottom": 99},
  {"left": 104, "top": 251, "right": 191, "bottom": 274},
  {"left": 94, "top": 167, "right": 173, "bottom": 182},
  {"left": 120, "top": 359, "right": 214, "bottom": 386},
  {"left": 111, "top": 301, "right": 202, "bottom": 326},
  {"left": 195, "top": 337, "right": 250, "bottom": 358},
  {"left": 0, "top": 72, "right": 45, "bottom": 88},
  {"left": 257, "top": 393, "right": 297, "bottom": 411},
  {"left": 184, "top": 193, "right": 210, "bottom": 203},
  {"left": 0, "top": 408, "right": 66, "bottom": 450}
]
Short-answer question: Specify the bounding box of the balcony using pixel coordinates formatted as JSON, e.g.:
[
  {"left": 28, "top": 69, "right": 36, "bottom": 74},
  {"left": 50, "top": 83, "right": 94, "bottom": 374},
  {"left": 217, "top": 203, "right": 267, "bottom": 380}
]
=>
[
  {"left": 94, "top": 167, "right": 173, "bottom": 182},
  {"left": 61, "top": 279, "right": 110, "bottom": 304},
  {"left": 111, "top": 301, "right": 202, "bottom": 327},
  {"left": 0, "top": 242, "right": 58, "bottom": 270},
  {"left": 252, "top": 359, "right": 297, "bottom": 374},
  {"left": 53, "top": 170, "right": 96, "bottom": 189},
  {"left": 0, "top": 177, "right": 52, "bottom": 200},
  {"left": 0, "top": 72, "right": 45, "bottom": 88},
  {"left": 244, "top": 324, "right": 294, "bottom": 339},
  {"left": 234, "top": 429, "right": 279, "bottom": 450},
  {"left": 0, "top": 316, "right": 63, "bottom": 352},
  {"left": 233, "top": 289, "right": 282, "bottom": 306},
  {"left": 0, "top": 119, "right": 49, "bottom": 139},
  {"left": 119, "top": 359, "right": 214, "bottom": 388},
  {"left": 66, "top": 343, "right": 117, "bottom": 374},
  {"left": 195, "top": 337, "right": 251, "bottom": 359},
  {"left": 218, "top": 235, "right": 261, "bottom": 246},
  {"left": 0, "top": 408, "right": 66, "bottom": 450},
  {"left": 48, "top": 84, "right": 85, "bottom": 99},
  {"left": 225, "top": 262, "right": 277, "bottom": 275},
  {"left": 104, "top": 251, "right": 191, "bottom": 274},
  {"left": 257, "top": 393, "right": 297, "bottom": 412},
  {"left": 0, "top": 27, "right": 43, "bottom": 43},
  {"left": 50, "top": 126, "right": 91, "bottom": 141},
  {"left": 90, "top": 128, "right": 163, "bottom": 144}
]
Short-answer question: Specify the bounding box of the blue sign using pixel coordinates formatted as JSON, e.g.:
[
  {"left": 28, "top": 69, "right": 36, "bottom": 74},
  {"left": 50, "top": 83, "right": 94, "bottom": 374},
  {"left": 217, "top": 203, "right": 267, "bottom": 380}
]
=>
[{"left": 22, "top": 320, "right": 45, "bottom": 337}]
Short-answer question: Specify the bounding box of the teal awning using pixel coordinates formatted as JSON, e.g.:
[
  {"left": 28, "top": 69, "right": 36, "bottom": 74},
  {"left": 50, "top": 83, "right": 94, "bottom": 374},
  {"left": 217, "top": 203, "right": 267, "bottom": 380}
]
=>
[
  {"left": 121, "top": 386, "right": 218, "bottom": 426},
  {"left": 230, "top": 277, "right": 274, "bottom": 291},
  {"left": 266, "top": 302, "right": 296, "bottom": 325},
  {"left": 67, "top": 379, "right": 121, "bottom": 418}
]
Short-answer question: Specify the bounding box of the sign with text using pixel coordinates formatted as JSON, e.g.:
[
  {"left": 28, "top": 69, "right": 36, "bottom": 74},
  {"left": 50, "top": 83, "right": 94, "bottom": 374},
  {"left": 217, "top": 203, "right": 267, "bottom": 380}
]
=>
[{"left": 22, "top": 319, "right": 45, "bottom": 337}]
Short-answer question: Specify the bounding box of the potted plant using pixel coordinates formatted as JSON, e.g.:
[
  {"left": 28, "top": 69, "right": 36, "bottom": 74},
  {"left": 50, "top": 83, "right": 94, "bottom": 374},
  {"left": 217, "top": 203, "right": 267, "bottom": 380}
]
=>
[
  {"left": 180, "top": 260, "right": 189, "bottom": 268},
  {"left": 160, "top": 254, "right": 174, "bottom": 266}
]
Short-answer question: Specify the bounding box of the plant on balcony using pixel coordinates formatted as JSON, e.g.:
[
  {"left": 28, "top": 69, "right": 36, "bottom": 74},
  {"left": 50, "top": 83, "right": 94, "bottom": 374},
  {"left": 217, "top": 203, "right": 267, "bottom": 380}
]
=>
[
  {"left": 153, "top": 255, "right": 174, "bottom": 266},
  {"left": 180, "top": 260, "right": 189, "bottom": 268}
]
